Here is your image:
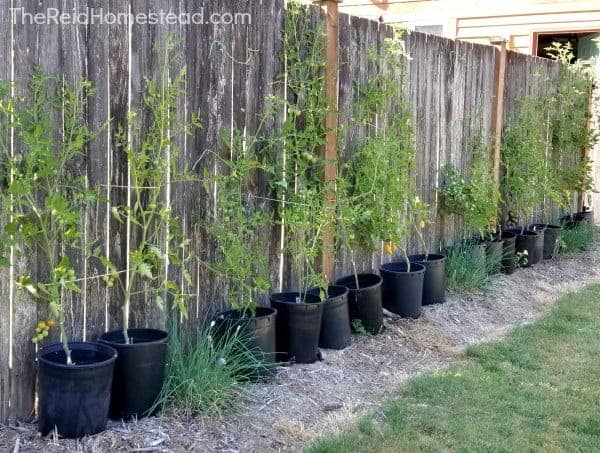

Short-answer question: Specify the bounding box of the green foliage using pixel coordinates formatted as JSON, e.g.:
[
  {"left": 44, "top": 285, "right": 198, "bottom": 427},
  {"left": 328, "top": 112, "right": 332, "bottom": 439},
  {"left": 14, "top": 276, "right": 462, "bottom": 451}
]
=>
[
  {"left": 501, "top": 94, "right": 549, "bottom": 224},
  {"left": 352, "top": 319, "right": 372, "bottom": 337},
  {"left": 106, "top": 34, "right": 198, "bottom": 342},
  {"left": 500, "top": 43, "right": 595, "bottom": 225},
  {"left": 0, "top": 70, "right": 95, "bottom": 362},
  {"left": 310, "top": 284, "right": 600, "bottom": 452},
  {"left": 559, "top": 222, "right": 596, "bottom": 253},
  {"left": 196, "top": 130, "right": 272, "bottom": 312},
  {"left": 266, "top": 0, "right": 331, "bottom": 293},
  {"left": 339, "top": 31, "right": 429, "bottom": 270},
  {"left": 546, "top": 42, "right": 597, "bottom": 200},
  {"left": 440, "top": 137, "right": 500, "bottom": 239},
  {"left": 155, "top": 323, "right": 269, "bottom": 417}
]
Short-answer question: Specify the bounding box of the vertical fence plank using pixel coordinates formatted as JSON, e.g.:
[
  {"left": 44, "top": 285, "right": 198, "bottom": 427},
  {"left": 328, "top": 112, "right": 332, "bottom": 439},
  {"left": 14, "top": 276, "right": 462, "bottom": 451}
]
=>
[
  {"left": 105, "top": 0, "right": 131, "bottom": 334},
  {"left": 0, "top": 1, "right": 11, "bottom": 423},
  {"left": 168, "top": 0, "right": 190, "bottom": 331},
  {"left": 60, "top": 0, "right": 89, "bottom": 343},
  {"left": 85, "top": 0, "right": 111, "bottom": 341}
]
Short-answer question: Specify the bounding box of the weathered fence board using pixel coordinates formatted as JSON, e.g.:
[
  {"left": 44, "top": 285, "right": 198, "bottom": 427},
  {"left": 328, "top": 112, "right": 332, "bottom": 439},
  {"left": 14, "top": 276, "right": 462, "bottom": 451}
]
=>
[
  {"left": 85, "top": 0, "right": 111, "bottom": 341},
  {"left": 0, "top": 0, "right": 11, "bottom": 424},
  {"left": 105, "top": 0, "right": 131, "bottom": 336},
  {"left": 0, "top": 1, "right": 564, "bottom": 423},
  {"left": 60, "top": 0, "right": 89, "bottom": 347}
]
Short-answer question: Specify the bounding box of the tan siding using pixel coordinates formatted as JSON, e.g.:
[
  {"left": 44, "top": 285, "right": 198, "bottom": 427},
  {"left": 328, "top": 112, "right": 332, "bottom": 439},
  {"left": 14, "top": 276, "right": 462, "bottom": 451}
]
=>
[
  {"left": 457, "top": 18, "right": 600, "bottom": 42},
  {"left": 336, "top": 1, "right": 600, "bottom": 54},
  {"left": 458, "top": 11, "right": 600, "bottom": 28}
]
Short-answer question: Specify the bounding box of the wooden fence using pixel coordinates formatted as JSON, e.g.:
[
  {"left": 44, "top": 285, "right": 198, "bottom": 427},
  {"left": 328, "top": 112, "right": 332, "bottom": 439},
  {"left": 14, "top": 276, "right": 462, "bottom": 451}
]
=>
[{"left": 0, "top": 0, "right": 560, "bottom": 423}]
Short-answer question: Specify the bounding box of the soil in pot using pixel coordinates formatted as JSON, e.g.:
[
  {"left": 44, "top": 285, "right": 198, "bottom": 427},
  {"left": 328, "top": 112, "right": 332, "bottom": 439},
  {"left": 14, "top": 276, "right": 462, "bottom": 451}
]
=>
[
  {"left": 505, "top": 228, "right": 539, "bottom": 268},
  {"left": 501, "top": 231, "right": 517, "bottom": 274},
  {"left": 530, "top": 223, "right": 562, "bottom": 259},
  {"left": 379, "top": 261, "right": 426, "bottom": 319},
  {"left": 335, "top": 273, "right": 383, "bottom": 335},
  {"left": 100, "top": 328, "right": 168, "bottom": 420},
  {"left": 212, "top": 306, "right": 277, "bottom": 380},
  {"left": 269, "top": 293, "right": 323, "bottom": 363},
  {"left": 485, "top": 238, "right": 504, "bottom": 274},
  {"left": 308, "top": 285, "right": 351, "bottom": 350},
  {"left": 38, "top": 342, "right": 117, "bottom": 438},
  {"left": 408, "top": 254, "right": 447, "bottom": 305}
]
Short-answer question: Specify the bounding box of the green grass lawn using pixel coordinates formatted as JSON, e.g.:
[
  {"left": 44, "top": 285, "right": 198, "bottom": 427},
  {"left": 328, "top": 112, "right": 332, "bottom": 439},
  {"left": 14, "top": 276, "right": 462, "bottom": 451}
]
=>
[{"left": 311, "top": 284, "right": 600, "bottom": 452}]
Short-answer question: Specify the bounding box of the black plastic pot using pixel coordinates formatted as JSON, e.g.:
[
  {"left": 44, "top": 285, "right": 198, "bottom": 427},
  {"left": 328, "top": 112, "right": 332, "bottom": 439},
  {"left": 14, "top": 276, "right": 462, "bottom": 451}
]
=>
[
  {"left": 213, "top": 306, "right": 277, "bottom": 379},
  {"left": 38, "top": 342, "right": 117, "bottom": 438},
  {"left": 530, "top": 224, "right": 562, "bottom": 259},
  {"left": 379, "top": 262, "right": 426, "bottom": 319},
  {"left": 308, "top": 285, "right": 351, "bottom": 350},
  {"left": 270, "top": 293, "right": 323, "bottom": 363},
  {"left": 505, "top": 228, "right": 539, "bottom": 268},
  {"left": 501, "top": 231, "right": 517, "bottom": 274},
  {"left": 530, "top": 228, "right": 545, "bottom": 265},
  {"left": 483, "top": 239, "right": 504, "bottom": 274},
  {"left": 408, "top": 254, "right": 447, "bottom": 305},
  {"left": 335, "top": 273, "right": 383, "bottom": 335},
  {"left": 100, "top": 328, "right": 168, "bottom": 420},
  {"left": 560, "top": 214, "right": 575, "bottom": 230},
  {"left": 573, "top": 210, "right": 593, "bottom": 224}
]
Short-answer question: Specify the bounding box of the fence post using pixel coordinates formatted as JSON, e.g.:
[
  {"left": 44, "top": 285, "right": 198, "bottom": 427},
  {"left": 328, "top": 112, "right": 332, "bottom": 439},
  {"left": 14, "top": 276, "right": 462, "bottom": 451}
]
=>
[
  {"left": 321, "top": 0, "right": 340, "bottom": 281},
  {"left": 490, "top": 38, "right": 507, "bottom": 184}
]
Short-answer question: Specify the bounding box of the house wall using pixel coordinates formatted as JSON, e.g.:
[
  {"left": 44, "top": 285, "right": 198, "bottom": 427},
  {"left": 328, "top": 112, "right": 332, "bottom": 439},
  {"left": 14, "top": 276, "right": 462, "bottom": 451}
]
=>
[{"left": 337, "top": 0, "right": 600, "bottom": 54}]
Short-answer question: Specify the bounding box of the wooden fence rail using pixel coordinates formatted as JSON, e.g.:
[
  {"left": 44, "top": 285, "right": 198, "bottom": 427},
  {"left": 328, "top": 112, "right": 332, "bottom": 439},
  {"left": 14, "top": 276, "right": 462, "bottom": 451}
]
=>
[{"left": 0, "top": 0, "right": 560, "bottom": 423}]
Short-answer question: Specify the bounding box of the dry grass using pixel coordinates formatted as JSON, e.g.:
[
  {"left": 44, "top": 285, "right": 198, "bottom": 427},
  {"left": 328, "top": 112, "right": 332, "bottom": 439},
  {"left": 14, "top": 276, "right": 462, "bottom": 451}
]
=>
[{"left": 2, "top": 242, "right": 600, "bottom": 452}]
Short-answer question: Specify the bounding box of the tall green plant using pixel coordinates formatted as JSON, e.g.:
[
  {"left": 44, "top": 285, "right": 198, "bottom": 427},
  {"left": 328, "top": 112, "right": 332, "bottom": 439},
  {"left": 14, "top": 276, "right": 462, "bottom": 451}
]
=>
[
  {"left": 196, "top": 129, "right": 272, "bottom": 313},
  {"left": 0, "top": 71, "right": 95, "bottom": 363},
  {"left": 339, "top": 31, "right": 428, "bottom": 279},
  {"left": 440, "top": 136, "right": 500, "bottom": 240},
  {"left": 501, "top": 94, "right": 549, "bottom": 227},
  {"left": 547, "top": 42, "right": 597, "bottom": 208},
  {"left": 104, "top": 35, "right": 197, "bottom": 343},
  {"left": 266, "top": 0, "right": 332, "bottom": 295}
]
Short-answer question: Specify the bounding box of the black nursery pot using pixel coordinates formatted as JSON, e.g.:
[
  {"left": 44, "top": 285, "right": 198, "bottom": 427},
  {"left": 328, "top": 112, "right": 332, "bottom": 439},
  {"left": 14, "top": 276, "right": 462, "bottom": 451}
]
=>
[
  {"left": 501, "top": 231, "right": 517, "bottom": 274},
  {"left": 560, "top": 214, "right": 575, "bottom": 230},
  {"left": 573, "top": 210, "right": 593, "bottom": 224},
  {"left": 485, "top": 238, "right": 504, "bottom": 274},
  {"left": 505, "top": 228, "right": 539, "bottom": 268},
  {"left": 213, "top": 306, "right": 277, "bottom": 379},
  {"left": 100, "top": 328, "right": 168, "bottom": 420},
  {"left": 308, "top": 285, "right": 352, "bottom": 350},
  {"left": 335, "top": 273, "right": 383, "bottom": 335},
  {"left": 38, "top": 342, "right": 117, "bottom": 438},
  {"left": 270, "top": 293, "right": 323, "bottom": 363},
  {"left": 409, "top": 254, "right": 447, "bottom": 305},
  {"left": 379, "top": 262, "right": 426, "bottom": 319},
  {"left": 530, "top": 228, "right": 545, "bottom": 265},
  {"left": 530, "top": 224, "right": 563, "bottom": 259}
]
